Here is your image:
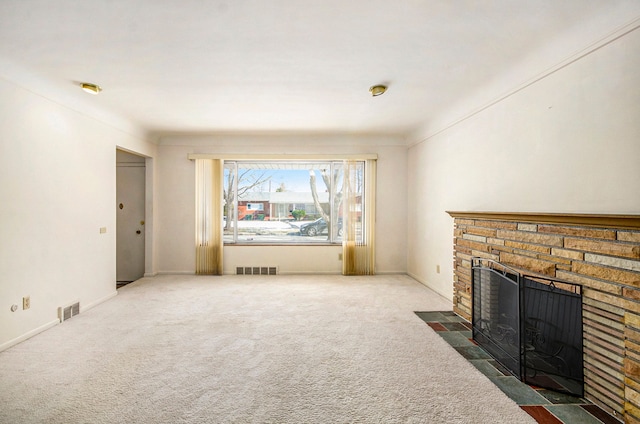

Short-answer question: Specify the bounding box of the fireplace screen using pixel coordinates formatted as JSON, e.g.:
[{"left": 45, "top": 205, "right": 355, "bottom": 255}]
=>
[{"left": 472, "top": 258, "right": 583, "bottom": 396}]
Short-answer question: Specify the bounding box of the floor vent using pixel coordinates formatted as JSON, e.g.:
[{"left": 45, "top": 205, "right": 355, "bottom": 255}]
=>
[
  {"left": 236, "top": 266, "right": 278, "bottom": 275},
  {"left": 58, "top": 302, "right": 80, "bottom": 322}
]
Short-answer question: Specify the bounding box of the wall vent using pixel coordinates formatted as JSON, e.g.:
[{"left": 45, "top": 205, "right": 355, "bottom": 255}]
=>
[
  {"left": 58, "top": 302, "right": 80, "bottom": 322},
  {"left": 236, "top": 266, "right": 278, "bottom": 275}
]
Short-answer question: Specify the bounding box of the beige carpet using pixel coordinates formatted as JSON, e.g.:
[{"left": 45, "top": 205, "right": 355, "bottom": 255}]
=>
[{"left": 0, "top": 274, "right": 534, "bottom": 423}]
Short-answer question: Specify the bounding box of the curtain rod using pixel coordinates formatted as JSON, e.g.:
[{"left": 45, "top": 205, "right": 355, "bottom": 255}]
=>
[{"left": 187, "top": 153, "right": 378, "bottom": 161}]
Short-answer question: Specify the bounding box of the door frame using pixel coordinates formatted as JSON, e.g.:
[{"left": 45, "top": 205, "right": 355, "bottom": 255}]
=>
[{"left": 116, "top": 148, "right": 154, "bottom": 281}]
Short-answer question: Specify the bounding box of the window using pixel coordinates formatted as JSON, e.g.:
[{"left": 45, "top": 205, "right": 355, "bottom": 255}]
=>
[{"left": 222, "top": 161, "right": 365, "bottom": 244}]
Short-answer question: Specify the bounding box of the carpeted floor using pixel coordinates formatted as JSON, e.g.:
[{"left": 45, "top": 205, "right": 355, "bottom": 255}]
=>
[{"left": 0, "top": 274, "right": 535, "bottom": 423}]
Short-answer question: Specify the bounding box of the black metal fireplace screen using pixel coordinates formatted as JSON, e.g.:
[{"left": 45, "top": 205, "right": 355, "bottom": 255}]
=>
[{"left": 472, "top": 258, "right": 584, "bottom": 396}]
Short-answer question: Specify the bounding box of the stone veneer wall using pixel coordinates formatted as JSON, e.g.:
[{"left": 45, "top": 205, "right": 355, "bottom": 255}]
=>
[{"left": 448, "top": 212, "right": 640, "bottom": 423}]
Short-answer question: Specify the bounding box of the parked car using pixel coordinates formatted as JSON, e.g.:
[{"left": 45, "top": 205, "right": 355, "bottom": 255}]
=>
[{"left": 299, "top": 218, "right": 343, "bottom": 237}]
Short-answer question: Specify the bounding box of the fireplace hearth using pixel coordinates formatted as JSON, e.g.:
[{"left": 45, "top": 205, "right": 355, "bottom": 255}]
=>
[{"left": 472, "top": 258, "right": 583, "bottom": 396}]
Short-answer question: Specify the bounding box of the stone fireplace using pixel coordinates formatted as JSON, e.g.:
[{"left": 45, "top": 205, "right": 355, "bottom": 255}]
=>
[{"left": 447, "top": 212, "right": 640, "bottom": 422}]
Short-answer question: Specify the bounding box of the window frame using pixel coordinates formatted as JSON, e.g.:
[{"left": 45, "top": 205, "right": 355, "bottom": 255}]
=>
[
  {"left": 188, "top": 154, "right": 377, "bottom": 248},
  {"left": 222, "top": 159, "right": 352, "bottom": 245}
]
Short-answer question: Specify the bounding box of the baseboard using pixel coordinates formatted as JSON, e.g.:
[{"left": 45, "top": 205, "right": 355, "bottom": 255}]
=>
[
  {"left": 0, "top": 319, "right": 59, "bottom": 352},
  {"left": 143, "top": 272, "right": 158, "bottom": 277},
  {"left": 154, "top": 270, "right": 408, "bottom": 276},
  {"left": 222, "top": 271, "right": 407, "bottom": 276},
  {"left": 270, "top": 271, "right": 342, "bottom": 275},
  {"left": 82, "top": 290, "right": 118, "bottom": 313},
  {"left": 226, "top": 271, "right": 342, "bottom": 275},
  {"left": 407, "top": 271, "right": 425, "bottom": 284},
  {"left": 407, "top": 272, "right": 452, "bottom": 303}
]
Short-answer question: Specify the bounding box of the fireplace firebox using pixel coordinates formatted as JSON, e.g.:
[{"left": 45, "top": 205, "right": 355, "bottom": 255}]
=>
[{"left": 472, "top": 258, "right": 584, "bottom": 396}]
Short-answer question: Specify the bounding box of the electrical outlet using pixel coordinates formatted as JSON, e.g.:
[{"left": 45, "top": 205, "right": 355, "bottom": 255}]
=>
[
  {"left": 436, "top": 265, "right": 440, "bottom": 274},
  {"left": 23, "top": 296, "right": 30, "bottom": 310},
  {"left": 338, "top": 253, "right": 343, "bottom": 261}
]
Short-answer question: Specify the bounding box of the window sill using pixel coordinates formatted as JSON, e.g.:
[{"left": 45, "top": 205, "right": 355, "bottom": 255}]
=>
[{"left": 224, "top": 243, "right": 342, "bottom": 247}]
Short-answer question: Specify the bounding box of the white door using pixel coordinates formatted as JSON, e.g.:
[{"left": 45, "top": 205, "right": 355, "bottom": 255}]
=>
[{"left": 116, "top": 153, "right": 146, "bottom": 283}]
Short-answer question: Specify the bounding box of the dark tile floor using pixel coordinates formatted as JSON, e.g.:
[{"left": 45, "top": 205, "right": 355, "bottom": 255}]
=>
[{"left": 415, "top": 311, "right": 623, "bottom": 424}]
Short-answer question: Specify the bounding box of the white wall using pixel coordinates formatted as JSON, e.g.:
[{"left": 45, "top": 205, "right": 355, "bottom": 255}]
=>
[
  {"left": 155, "top": 135, "right": 408, "bottom": 275},
  {"left": 407, "top": 27, "right": 640, "bottom": 298},
  {"left": 0, "top": 78, "right": 156, "bottom": 349}
]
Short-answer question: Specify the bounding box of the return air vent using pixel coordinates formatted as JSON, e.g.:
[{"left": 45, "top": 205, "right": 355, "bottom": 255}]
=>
[
  {"left": 58, "top": 302, "right": 80, "bottom": 322},
  {"left": 236, "top": 266, "right": 278, "bottom": 275}
]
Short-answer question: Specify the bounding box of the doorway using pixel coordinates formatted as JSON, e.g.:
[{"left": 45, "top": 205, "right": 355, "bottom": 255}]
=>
[{"left": 116, "top": 149, "right": 146, "bottom": 287}]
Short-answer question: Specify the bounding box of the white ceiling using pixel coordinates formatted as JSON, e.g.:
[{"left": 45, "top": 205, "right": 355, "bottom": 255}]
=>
[{"left": 1, "top": 1, "right": 639, "bottom": 142}]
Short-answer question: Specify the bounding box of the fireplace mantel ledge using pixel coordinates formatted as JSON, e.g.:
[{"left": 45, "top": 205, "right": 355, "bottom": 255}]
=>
[{"left": 446, "top": 211, "right": 640, "bottom": 230}]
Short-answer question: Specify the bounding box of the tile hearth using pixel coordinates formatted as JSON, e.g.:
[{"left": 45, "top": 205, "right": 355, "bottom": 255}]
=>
[{"left": 415, "top": 311, "right": 621, "bottom": 424}]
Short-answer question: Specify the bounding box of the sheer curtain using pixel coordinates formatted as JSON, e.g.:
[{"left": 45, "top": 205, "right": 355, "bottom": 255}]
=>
[
  {"left": 195, "top": 159, "right": 224, "bottom": 275},
  {"left": 342, "top": 159, "right": 376, "bottom": 275}
]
